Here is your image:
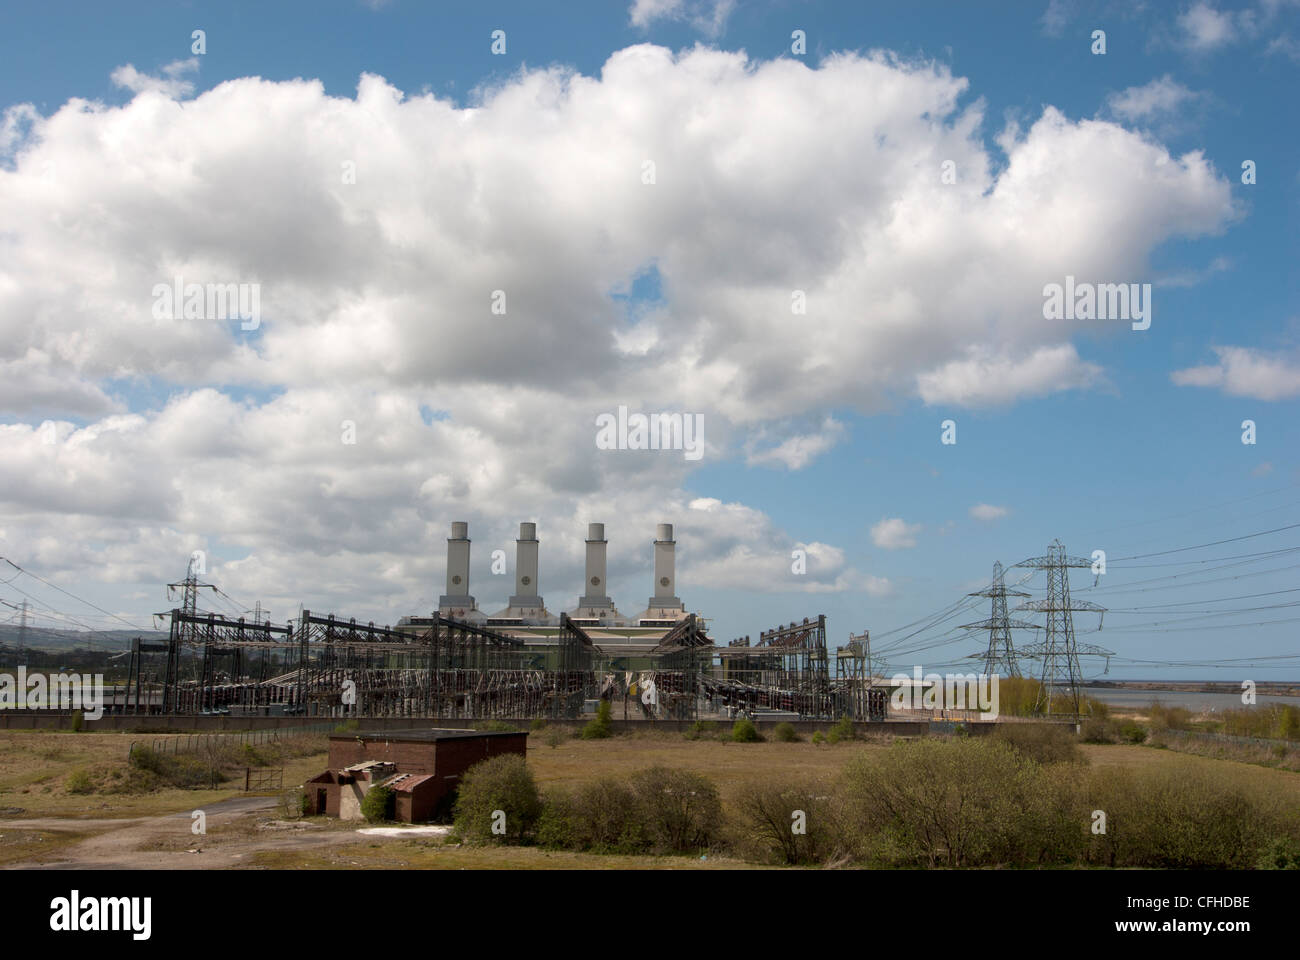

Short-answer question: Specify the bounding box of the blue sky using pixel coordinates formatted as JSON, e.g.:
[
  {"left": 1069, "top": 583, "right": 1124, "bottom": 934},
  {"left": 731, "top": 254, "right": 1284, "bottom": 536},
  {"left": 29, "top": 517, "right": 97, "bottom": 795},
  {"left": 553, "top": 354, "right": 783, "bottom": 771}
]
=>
[{"left": 1, "top": 0, "right": 1298, "bottom": 681}]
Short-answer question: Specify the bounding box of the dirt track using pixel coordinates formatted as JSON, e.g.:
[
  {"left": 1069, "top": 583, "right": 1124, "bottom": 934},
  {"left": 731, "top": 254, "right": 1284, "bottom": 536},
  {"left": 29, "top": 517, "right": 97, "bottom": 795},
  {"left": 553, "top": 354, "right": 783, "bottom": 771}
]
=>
[{"left": 0, "top": 796, "right": 363, "bottom": 869}]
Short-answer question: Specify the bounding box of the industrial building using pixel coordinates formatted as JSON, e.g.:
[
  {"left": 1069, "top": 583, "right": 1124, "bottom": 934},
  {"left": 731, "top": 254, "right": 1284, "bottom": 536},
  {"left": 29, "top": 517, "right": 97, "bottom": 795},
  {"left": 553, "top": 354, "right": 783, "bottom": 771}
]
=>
[{"left": 304, "top": 728, "right": 528, "bottom": 821}]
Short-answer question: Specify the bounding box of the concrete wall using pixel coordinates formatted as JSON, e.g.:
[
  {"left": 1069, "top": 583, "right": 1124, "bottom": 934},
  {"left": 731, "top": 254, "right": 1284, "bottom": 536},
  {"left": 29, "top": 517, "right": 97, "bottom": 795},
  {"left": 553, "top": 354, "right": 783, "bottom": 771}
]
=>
[{"left": 0, "top": 711, "right": 932, "bottom": 737}]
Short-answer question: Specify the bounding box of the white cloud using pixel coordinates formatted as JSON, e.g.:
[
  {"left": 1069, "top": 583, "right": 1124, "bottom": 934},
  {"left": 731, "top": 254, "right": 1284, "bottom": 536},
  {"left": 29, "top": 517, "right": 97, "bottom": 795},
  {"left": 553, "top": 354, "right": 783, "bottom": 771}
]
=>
[
  {"left": 1106, "top": 75, "right": 1199, "bottom": 121},
  {"left": 917, "top": 345, "right": 1103, "bottom": 407},
  {"left": 969, "top": 503, "right": 1009, "bottom": 521},
  {"left": 871, "top": 517, "right": 920, "bottom": 550},
  {"left": 1177, "top": 2, "right": 1241, "bottom": 50},
  {"left": 629, "top": 0, "right": 736, "bottom": 36},
  {"left": 1040, "top": 0, "right": 1073, "bottom": 38},
  {"left": 110, "top": 58, "right": 199, "bottom": 99},
  {"left": 1171, "top": 346, "right": 1300, "bottom": 400},
  {"left": 744, "top": 417, "right": 845, "bottom": 470}
]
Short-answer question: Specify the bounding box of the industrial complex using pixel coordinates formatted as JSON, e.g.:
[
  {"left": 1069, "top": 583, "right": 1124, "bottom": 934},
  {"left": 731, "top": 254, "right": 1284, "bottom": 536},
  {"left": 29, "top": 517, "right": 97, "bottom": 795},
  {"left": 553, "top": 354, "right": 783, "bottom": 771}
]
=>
[{"left": 120, "top": 521, "right": 890, "bottom": 723}]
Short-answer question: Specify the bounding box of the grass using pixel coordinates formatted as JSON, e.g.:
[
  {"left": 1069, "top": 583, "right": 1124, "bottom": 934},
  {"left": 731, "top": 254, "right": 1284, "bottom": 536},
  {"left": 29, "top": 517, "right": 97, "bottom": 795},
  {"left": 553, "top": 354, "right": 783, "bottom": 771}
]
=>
[
  {"left": 248, "top": 842, "right": 761, "bottom": 870},
  {"left": 0, "top": 730, "right": 328, "bottom": 817}
]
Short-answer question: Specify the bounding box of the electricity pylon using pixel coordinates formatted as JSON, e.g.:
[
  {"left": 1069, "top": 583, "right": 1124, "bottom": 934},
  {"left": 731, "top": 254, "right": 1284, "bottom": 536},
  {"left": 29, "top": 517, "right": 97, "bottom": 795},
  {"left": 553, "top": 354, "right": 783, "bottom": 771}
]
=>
[
  {"left": 1013, "top": 540, "right": 1107, "bottom": 723},
  {"left": 960, "top": 561, "right": 1036, "bottom": 677}
]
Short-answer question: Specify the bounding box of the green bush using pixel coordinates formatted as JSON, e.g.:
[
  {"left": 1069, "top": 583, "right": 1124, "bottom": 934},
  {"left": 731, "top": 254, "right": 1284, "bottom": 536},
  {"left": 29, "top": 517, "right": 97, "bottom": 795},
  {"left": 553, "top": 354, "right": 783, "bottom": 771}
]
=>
[
  {"left": 544, "top": 727, "right": 566, "bottom": 749},
  {"left": 772, "top": 722, "right": 800, "bottom": 743},
  {"left": 1117, "top": 720, "right": 1148, "bottom": 744},
  {"left": 731, "top": 717, "right": 762, "bottom": 742},
  {"left": 826, "top": 715, "right": 855, "bottom": 743},
  {"left": 530, "top": 718, "right": 547, "bottom": 731},
  {"left": 992, "top": 723, "right": 1084, "bottom": 765},
  {"left": 630, "top": 766, "right": 722, "bottom": 853},
  {"left": 539, "top": 766, "right": 722, "bottom": 855},
  {"left": 811, "top": 731, "right": 826, "bottom": 745},
  {"left": 840, "top": 738, "right": 1039, "bottom": 867},
  {"left": 452, "top": 754, "right": 542, "bottom": 844},
  {"left": 65, "top": 768, "right": 95, "bottom": 795},
  {"left": 361, "top": 784, "right": 393, "bottom": 823},
  {"left": 581, "top": 699, "right": 614, "bottom": 740},
  {"left": 69, "top": 710, "right": 84, "bottom": 733},
  {"left": 473, "top": 719, "right": 519, "bottom": 733},
  {"left": 1080, "top": 716, "right": 1113, "bottom": 743},
  {"left": 735, "top": 780, "right": 843, "bottom": 864},
  {"left": 1091, "top": 765, "right": 1287, "bottom": 869},
  {"left": 1147, "top": 700, "right": 1192, "bottom": 732},
  {"left": 333, "top": 719, "right": 360, "bottom": 734}
]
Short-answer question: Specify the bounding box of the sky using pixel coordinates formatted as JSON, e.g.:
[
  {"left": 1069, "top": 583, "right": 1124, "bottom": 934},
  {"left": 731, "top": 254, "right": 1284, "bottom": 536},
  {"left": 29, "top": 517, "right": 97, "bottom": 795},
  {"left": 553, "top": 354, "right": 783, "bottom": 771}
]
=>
[{"left": 1, "top": 0, "right": 1298, "bottom": 681}]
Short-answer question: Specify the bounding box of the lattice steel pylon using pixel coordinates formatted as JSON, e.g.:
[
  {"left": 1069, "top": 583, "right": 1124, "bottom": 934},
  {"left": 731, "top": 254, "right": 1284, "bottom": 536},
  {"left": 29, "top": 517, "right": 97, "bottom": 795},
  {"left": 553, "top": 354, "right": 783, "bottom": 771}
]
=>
[
  {"left": 1013, "top": 540, "right": 1106, "bottom": 723},
  {"left": 960, "top": 561, "right": 1036, "bottom": 678}
]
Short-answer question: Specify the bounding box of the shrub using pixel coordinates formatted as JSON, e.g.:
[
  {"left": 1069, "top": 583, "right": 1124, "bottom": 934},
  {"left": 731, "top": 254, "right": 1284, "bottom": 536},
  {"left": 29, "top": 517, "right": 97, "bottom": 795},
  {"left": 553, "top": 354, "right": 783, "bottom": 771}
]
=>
[
  {"left": 997, "top": 676, "right": 1045, "bottom": 717},
  {"left": 1091, "top": 766, "right": 1287, "bottom": 869},
  {"left": 629, "top": 766, "right": 722, "bottom": 853},
  {"left": 840, "top": 738, "right": 1038, "bottom": 867},
  {"left": 530, "top": 718, "right": 547, "bottom": 731},
  {"left": 333, "top": 719, "right": 360, "bottom": 734},
  {"left": 69, "top": 710, "right": 84, "bottom": 733},
  {"left": 361, "top": 785, "right": 393, "bottom": 823},
  {"left": 1080, "top": 717, "right": 1113, "bottom": 743},
  {"left": 1147, "top": 700, "right": 1192, "bottom": 732},
  {"left": 992, "top": 723, "right": 1084, "bottom": 765},
  {"left": 772, "top": 722, "right": 800, "bottom": 743},
  {"left": 1117, "top": 720, "right": 1148, "bottom": 744},
  {"left": 826, "top": 715, "right": 855, "bottom": 743},
  {"left": 555, "top": 779, "right": 645, "bottom": 852},
  {"left": 540, "top": 766, "right": 722, "bottom": 855},
  {"left": 581, "top": 699, "right": 614, "bottom": 740},
  {"left": 811, "top": 731, "right": 826, "bottom": 744},
  {"left": 65, "top": 769, "right": 95, "bottom": 795},
  {"left": 473, "top": 719, "right": 519, "bottom": 733},
  {"left": 735, "top": 780, "right": 843, "bottom": 864},
  {"left": 536, "top": 791, "right": 579, "bottom": 849},
  {"left": 453, "top": 754, "right": 542, "bottom": 844},
  {"left": 544, "top": 727, "right": 566, "bottom": 749},
  {"left": 731, "top": 718, "right": 762, "bottom": 743}
]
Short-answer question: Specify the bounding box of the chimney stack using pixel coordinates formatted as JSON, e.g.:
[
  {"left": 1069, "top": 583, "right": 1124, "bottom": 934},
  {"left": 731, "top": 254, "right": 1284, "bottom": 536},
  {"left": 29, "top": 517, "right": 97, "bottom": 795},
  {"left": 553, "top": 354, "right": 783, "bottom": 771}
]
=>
[
  {"left": 649, "top": 522, "right": 683, "bottom": 611},
  {"left": 438, "top": 521, "right": 476, "bottom": 614},
  {"left": 579, "top": 522, "right": 613, "bottom": 610},
  {"left": 509, "top": 521, "right": 542, "bottom": 610}
]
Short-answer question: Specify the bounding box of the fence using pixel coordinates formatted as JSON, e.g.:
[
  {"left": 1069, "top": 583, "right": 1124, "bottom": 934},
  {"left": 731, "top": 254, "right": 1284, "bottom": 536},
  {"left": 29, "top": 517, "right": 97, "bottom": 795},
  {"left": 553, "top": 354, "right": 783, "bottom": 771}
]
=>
[
  {"left": 244, "top": 767, "right": 285, "bottom": 792},
  {"left": 127, "top": 721, "right": 336, "bottom": 761}
]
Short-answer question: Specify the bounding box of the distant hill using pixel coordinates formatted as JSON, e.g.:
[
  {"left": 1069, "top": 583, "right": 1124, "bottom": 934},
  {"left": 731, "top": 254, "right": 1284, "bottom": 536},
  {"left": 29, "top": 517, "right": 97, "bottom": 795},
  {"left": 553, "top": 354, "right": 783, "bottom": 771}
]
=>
[{"left": 0, "top": 624, "right": 166, "bottom": 652}]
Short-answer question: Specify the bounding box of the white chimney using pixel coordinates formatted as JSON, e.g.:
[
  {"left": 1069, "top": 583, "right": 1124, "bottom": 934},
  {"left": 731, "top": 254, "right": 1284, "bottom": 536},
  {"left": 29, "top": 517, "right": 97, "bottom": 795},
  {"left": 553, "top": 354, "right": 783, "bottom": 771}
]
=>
[
  {"left": 649, "top": 522, "right": 682, "bottom": 611},
  {"left": 438, "top": 521, "right": 476, "bottom": 613},
  {"left": 579, "top": 522, "right": 613, "bottom": 610},
  {"left": 509, "top": 521, "right": 541, "bottom": 609}
]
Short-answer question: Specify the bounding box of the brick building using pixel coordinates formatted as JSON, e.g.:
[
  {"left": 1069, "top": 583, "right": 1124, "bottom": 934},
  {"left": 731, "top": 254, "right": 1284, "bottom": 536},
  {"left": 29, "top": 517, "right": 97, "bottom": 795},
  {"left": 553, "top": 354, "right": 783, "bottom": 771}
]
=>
[{"left": 304, "top": 728, "right": 528, "bottom": 822}]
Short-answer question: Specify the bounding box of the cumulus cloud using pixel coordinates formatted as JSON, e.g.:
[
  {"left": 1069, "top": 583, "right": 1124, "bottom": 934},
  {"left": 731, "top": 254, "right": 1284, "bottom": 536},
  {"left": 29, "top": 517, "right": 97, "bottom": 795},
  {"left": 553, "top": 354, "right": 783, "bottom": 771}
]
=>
[
  {"left": 110, "top": 59, "right": 199, "bottom": 99},
  {"left": 1171, "top": 346, "right": 1300, "bottom": 400},
  {"left": 629, "top": 0, "right": 736, "bottom": 36},
  {"left": 0, "top": 44, "right": 1238, "bottom": 621},
  {"left": 1106, "top": 75, "right": 1200, "bottom": 121},
  {"left": 744, "top": 417, "right": 845, "bottom": 470},
  {"left": 969, "top": 503, "right": 1009, "bottom": 521},
  {"left": 917, "top": 345, "right": 1104, "bottom": 407},
  {"left": 1177, "top": 2, "right": 1242, "bottom": 50},
  {"left": 871, "top": 517, "right": 920, "bottom": 550}
]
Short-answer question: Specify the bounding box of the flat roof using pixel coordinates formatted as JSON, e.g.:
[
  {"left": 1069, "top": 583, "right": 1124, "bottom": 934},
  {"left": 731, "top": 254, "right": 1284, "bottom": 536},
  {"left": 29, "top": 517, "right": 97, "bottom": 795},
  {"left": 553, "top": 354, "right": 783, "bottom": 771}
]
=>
[{"left": 330, "top": 728, "right": 528, "bottom": 743}]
